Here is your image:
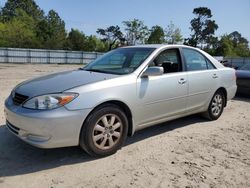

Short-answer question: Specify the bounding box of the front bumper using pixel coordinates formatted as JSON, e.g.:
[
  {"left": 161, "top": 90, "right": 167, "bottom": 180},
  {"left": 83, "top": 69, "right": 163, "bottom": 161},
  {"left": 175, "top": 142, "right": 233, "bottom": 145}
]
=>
[{"left": 4, "top": 96, "right": 92, "bottom": 148}]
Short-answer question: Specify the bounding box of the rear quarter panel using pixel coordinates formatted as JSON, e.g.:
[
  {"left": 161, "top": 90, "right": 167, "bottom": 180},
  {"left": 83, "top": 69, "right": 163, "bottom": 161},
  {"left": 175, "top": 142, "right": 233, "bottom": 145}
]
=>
[
  {"left": 218, "top": 67, "right": 237, "bottom": 100},
  {"left": 200, "top": 50, "right": 236, "bottom": 101}
]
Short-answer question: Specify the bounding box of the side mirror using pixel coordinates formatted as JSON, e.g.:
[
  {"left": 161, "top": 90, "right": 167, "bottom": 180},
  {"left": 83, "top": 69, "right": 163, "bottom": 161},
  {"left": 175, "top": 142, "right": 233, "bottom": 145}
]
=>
[{"left": 141, "top": 66, "right": 163, "bottom": 77}]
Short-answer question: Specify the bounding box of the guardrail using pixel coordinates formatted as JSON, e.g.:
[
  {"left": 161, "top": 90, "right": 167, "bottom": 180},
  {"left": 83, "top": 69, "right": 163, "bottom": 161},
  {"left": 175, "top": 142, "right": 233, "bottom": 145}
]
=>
[{"left": 0, "top": 48, "right": 103, "bottom": 64}]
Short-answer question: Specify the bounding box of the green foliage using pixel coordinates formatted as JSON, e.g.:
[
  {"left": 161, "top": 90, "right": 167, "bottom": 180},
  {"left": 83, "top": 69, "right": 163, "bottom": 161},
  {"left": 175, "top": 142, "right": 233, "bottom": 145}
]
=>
[
  {"left": 215, "top": 35, "right": 236, "bottom": 56},
  {"left": 215, "top": 31, "right": 250, "bottom": 57},
  {"left": 0, "top": 0, "right": 44, "bottom": 22},
  {"left": 203, "top": 36, "right": 219, "bottom": 55},
  {"left": 186, "top": 7, "right": 218, "bottom": 48},
  {"left": 184, "top": 6, "right": 250, "bottom": 57},
  {"left": 64, "top": 31, "right": 107, "bottom": 52},
  {"left": 0, "top": 0, "right": 109, "bottom": 52},
  {"left": 0, "top": 0, "right": 68, "bottom": 49},
  {"left": 123, "top": 19, "right": 149, "bottom": 45},
  {"left": 0, "top": 1, "right": 249, "bottom": 56},
  {"left": 85, "top": 35, "right": 107, "bottom": 52},
  {"left": 0, "top": 9, "right": 40, "bottom": 48},
  {"left": 97, "top": 25, "right": 124, "bottom": 50},
  {"left": 147, "top": 25, "right": 165, "bottom": 44},
  {"left": 165, "top": 22, "right": 183, "bottom": 44},
  {"left": 64, "top": 29, "right": 86, "bottom": 51},
  {"left": 228, "top": 31, "right": 249, "bottom": 56},
  {"left": 39, "top": 10, "right": 67, "bottom": 49}
]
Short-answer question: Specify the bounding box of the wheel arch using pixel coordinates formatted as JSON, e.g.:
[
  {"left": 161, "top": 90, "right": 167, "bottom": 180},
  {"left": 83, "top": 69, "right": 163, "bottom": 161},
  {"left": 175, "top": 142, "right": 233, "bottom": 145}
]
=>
[
  {"left": 80, "top": 100, "right": 134, "bottom": 140},
  {"left": 216, "top": 87, "right": 227, "bottom": 107}
]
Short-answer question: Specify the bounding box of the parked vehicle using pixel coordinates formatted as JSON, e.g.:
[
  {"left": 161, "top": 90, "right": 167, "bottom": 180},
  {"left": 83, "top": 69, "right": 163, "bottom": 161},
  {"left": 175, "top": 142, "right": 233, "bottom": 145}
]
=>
[
  {"left": 236, "top": 63, "right": 250, "bottom": 95},
  {"left": 4, "top": 45, "right": 237, "bottom": 156}
]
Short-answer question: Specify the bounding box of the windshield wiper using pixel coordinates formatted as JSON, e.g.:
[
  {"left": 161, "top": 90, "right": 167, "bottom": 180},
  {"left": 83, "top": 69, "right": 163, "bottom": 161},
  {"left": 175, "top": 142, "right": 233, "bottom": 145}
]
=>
[
  {"left": 82, "top": 68, "right": 125, "bottom": 75},
  {"left": 84, "top": 68, "right": 111, "bottom": 74}
]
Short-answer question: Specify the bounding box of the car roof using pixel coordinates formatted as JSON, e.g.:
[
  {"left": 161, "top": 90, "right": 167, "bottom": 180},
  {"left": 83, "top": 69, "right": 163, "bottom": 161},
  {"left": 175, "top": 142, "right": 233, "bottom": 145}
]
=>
[{"left": 122, "top": 44, "right": 198, "bottom": 50}]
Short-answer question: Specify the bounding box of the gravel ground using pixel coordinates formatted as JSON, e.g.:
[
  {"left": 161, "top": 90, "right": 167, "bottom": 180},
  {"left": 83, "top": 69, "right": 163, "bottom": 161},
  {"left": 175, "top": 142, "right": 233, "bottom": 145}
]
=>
[{"left": 0, "top": 63, "right": 249, "bottom": 188}]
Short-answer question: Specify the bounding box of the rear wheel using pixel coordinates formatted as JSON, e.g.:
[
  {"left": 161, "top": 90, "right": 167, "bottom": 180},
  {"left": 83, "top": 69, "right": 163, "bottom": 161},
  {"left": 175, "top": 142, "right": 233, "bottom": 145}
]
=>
[
  {"left": 204, "top": 90, "right": 225, "bottom": 120},
  {"left": 80, "top": 104, "right": 128, "bottom": 157}
]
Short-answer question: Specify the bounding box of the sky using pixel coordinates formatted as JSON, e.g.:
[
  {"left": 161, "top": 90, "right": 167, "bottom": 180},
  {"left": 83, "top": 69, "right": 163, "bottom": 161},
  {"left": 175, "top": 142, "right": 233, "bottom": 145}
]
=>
[{"left": 0, "top": 0, "right": 250, "bottom": 41}]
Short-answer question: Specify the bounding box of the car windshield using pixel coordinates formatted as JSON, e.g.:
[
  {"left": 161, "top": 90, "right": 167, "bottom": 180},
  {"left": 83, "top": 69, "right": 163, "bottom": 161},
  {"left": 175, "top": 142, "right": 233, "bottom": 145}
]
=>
[
  {"left": 239, "top": 63, "right": 250, "bottom": 70},
  {"left": 83, "top": 47, "right": 155, "bottom": 75}
]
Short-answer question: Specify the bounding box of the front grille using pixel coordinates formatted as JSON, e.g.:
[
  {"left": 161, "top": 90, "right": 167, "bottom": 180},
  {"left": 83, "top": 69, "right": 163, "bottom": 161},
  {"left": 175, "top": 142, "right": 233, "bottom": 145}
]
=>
[
  {"left": 12, "top": 92, "right": 29, "bottom": 105},
  {"left": 6, "top": 121, "right": 20, "bottom": 135}
]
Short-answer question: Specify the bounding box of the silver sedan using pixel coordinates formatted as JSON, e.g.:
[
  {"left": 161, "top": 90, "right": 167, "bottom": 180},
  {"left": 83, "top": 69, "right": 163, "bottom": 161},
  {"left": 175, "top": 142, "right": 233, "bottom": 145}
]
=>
[{"left": 4, "top": 45, "right": 237, "bottom": 156}]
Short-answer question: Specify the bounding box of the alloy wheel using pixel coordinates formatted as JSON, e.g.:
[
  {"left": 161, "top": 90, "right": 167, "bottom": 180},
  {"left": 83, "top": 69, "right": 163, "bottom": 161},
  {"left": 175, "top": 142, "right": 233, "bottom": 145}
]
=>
[
  {"left": 92, "top": 114, "right": 122, "bottom": 150},
  {"left": 211, "top": 94, "right": 223, "bottom": 116}
]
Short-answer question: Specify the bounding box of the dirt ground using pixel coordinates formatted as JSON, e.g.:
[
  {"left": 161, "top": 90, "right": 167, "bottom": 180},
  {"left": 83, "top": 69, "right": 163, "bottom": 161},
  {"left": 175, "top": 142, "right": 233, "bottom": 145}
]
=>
[{"left": 0, "top": 63, "right": 249, "bottom": 188}]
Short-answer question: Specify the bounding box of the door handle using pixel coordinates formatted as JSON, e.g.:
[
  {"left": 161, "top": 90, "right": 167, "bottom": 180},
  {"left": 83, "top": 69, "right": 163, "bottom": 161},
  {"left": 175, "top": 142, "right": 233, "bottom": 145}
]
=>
[
  {"left": 178, "top": 78, "right": 187, "bottom": 84},
  {"left": 212, "top": 74, "right": 218, "bottom": 79}
]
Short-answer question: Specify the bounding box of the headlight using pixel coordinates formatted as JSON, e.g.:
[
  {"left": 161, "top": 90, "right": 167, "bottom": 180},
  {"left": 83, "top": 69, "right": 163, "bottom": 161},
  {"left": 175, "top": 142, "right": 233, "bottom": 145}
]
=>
[{"left": 23, "top": 93, "right": 78, "bottom": 110}]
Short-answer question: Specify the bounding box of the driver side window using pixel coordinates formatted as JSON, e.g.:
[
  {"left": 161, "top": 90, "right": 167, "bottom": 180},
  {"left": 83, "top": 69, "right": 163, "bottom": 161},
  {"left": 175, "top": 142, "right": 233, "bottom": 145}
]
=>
[{"left": 150, "top": 49, "right": 182, "bottom": 73}]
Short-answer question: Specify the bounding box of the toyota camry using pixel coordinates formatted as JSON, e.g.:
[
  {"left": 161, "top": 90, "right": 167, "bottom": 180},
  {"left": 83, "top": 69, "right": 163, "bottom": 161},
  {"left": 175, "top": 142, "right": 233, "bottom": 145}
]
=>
[{"left": 4, "top": 45, "right": 237, "bottom": 156}]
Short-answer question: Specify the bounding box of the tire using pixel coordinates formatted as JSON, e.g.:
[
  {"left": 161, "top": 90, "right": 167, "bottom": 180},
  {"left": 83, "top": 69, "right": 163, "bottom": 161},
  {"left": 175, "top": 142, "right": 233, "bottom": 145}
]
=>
[
  {"left": 80, "top": 104, "right": 128, "bottom": 157},
  {"left": 203, "top": 90, "right": 225, "bottom": 120}
]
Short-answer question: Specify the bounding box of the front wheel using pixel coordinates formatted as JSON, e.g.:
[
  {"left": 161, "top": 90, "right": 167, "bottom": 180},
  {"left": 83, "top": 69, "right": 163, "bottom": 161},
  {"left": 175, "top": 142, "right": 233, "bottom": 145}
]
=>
[
  {"left": 80, "top": 104, "right": 128, "bottom": 157},
  {"left": 204, "top": 90, "right": 225, "bottom": 120}
]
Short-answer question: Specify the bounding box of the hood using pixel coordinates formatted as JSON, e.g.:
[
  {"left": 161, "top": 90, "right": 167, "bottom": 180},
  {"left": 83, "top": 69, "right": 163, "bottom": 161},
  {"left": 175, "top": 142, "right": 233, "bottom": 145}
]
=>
[
  {"left": 236, "top": 70, "right": 250, "bottom": 79},
  {"left": 14, "top": 70, "right": 119, "bottom": 97}
]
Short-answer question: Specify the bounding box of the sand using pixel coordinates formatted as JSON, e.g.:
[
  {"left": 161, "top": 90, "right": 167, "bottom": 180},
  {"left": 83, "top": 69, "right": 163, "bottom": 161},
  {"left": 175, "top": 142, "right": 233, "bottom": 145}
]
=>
[{"left": 0, "top": 63, "right": 249, "bottom": 188}]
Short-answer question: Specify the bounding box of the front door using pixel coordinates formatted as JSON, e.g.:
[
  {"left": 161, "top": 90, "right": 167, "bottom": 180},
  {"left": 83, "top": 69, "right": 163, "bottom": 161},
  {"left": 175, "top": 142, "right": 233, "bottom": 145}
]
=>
[{"left": 135, "top": 48, "right": 188, "bottom": 128}]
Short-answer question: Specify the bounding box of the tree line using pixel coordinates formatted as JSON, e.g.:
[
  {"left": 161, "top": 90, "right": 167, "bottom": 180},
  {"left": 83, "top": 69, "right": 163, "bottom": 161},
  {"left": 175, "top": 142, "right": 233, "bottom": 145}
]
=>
[{"left": 0, "top": 0, "right": 249, "bottom": 57}]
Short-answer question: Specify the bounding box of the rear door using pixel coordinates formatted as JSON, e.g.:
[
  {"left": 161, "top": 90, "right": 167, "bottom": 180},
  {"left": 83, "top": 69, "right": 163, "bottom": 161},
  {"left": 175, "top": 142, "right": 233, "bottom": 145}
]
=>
[{"left": 181, "top": 48, "right": 219, "bottom": 111}]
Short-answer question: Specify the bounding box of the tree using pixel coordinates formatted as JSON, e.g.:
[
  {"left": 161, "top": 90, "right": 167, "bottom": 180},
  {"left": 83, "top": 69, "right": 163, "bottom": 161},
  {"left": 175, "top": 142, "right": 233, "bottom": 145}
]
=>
[
  {"left": 0, "top": 0, "right": 44, "bottom": 22},
  {"left": 0, "top": 9, "right": 40, "bottom": 48},
  {"left": 37, "top": 10, "right": 67, "bottom": 49},
  {"left": 215, "top": 31, "right": 250, "bottom": 57},
  {"left": 96, "top": 25, "right": 124, "bottom": 50},
  {"left": 186, "top": 7, "right": 218, "bottom": 48},
  {"left": 1, "top": 0, "right": 110, "bottom": 51},
  {"left": 36, "top": 19, "right": 51, "bottom": 48},
  {"left": 85, "top": 35, "right": 107, "bottom": 52},
  {"left": 228, "top": 31, "right": 249, "bottom": 56},
  {"left": 64, "top": 30, "right": 107, "bottom": 52},
  {"left": 65, "top": 29, "right": 86, "bottom": 50},
  {"left": 203, "top": 36, "right": 219, "bottom": 55},
  {"left": 123, "top": 19, "right": 148, "bottom": 45},
  {"left": 215, "top": 35, "right": 236, "bottom": 57},
  {"left": 165, "top": 22, "right": 183, "bottom": 44},
  {"left": 147, "top": 25, "right": 165, "bottom": 44}
]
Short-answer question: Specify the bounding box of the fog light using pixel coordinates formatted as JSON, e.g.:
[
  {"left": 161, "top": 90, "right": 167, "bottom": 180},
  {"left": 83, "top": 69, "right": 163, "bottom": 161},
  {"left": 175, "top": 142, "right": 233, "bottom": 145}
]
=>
[{"left": 27, "top": 134, "right": 50, "bottom": 142}]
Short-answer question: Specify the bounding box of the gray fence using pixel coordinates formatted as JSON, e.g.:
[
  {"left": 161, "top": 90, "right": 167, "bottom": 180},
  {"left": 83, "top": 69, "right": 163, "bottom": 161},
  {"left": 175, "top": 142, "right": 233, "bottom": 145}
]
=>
[
  {"left": 223, "top": 57, "right": 250, "bottom": 68},
  {"left": 1, "top": 47, "right": 249, "bottom": 67},
  {"left": 0, "top": 48, "right": 103, "bottom": 64}
]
